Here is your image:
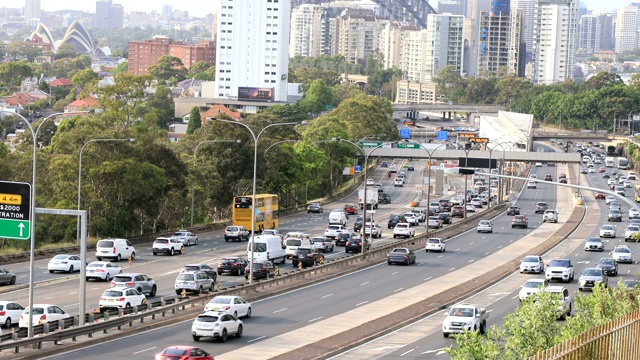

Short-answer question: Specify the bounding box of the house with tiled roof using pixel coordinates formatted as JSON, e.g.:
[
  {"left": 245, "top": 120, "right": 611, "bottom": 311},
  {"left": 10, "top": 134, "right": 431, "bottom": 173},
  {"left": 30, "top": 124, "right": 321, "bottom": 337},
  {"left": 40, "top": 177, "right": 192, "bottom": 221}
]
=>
[
  {"left": 64, "top": 96, "right": 99, "bottom": 113},
  {"left": 49, "top": 78, "right": 72, "bottom": 87},
  {"left": 200, "top": 104, "right": 241, "bottom": 121}
]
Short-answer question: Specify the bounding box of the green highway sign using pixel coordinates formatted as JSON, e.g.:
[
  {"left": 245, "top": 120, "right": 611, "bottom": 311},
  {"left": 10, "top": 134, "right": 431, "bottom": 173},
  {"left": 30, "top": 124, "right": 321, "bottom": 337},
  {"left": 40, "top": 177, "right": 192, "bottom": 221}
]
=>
[
  {"left": 396, "top": 143, "right": 420, "bottom": 149},
  {"left": 0, "top": 219, "right": 30, "bottom": 240},
  {"left": 0, "top": 181, "right": 31, "bottom": 240},
  {"left": 359, "top": 141, "right": 383, "bottom": 148}
]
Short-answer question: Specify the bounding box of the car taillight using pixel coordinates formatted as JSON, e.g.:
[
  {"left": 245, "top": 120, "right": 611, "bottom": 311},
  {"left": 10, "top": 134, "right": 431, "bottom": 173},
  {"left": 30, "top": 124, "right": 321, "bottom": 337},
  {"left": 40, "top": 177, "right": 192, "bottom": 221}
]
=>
[
  {"left": 232, "top": 263, "right": 238, "bottom": 267},
  {"left": 125, "top": 282, "right": 134, "bottom": 287},
  {"left": 110, "top": 280, "right": 115, "bottom": 286},
  {"left": 99, "top": 297, "right": 106, "bottom": 301},
  {"left": 113, "top": 247, "right": 116, "bottom": 254},
  {"left": 118, "top": 297, "right": 125, "bottom": 301},
  {"left": 39, "top": 315, "right": 46, "bottom": 321},
  {"left": 0, "top": 310, "right": 5, "bottom": 316},
  {"left": 97, "top": 269, "right": 105, "bottom": 272}
]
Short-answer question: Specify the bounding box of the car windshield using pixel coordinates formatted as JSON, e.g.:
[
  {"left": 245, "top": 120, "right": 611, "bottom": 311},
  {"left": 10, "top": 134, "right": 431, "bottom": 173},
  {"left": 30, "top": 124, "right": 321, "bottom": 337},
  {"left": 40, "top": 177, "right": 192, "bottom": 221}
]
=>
[
  {"left": 523, "top": 281, "right": 544, "bottom": 288},
  {"left": 616, "top": 247, "right": 631, "bottom": 253},
  {"left": 392, "top": 248, "right": 408, "bottom": 253},
  {"left": 583, "top": 269, "right": 601, "bottom": 277},
  {"left": 285, "top": 239, "right": 302, "bottom": 247},
  {"left": 53, "top": 255, "right": 68, "bottom": 259},
  {"left": 523, "top": 256, "right": 539, "bottom": 263},
  {"left": 184, "top": 265, "right": 201, "bottom": 271},
  {"left": 208, "top": 297, "right": 232, "bottom": 304},
  {"left": 297, "top": 249, "right": 311, "bottom": 255},
  {"left": 598, "top": 258, "right": 615, "bottom": 265},
  {"left": 227, "top": 227, "right": 239, "bottom": 231},
  {"left": 449, "top": 307, "right": 474, "bottom": 317},
  {"left": 428, "top": 238, "right": 440, "bottom": 244},
  {"left": 588, "top": 237, "right": 603, "bottom": 242},
  {"left": 628, "top": 226, "right": 640, "bottom": 232},
  {"left": 24, "top": 307, "right": 44, "bottom": 315},
  {"left": 161, "top": 349, "right": 188, "bottom": 356},
  {"left": 102, "top": 290, "right": 124, "bottom": 297},
  {"left": 87, "top": 263, "right": 102, "bottom": 268},
  {"left": 549, "top": 260, "right": 570, "bottom": 267},
  {"left": 97, "top": 240, "right": 114, "bottom": 247},
  {"left": 249, "top": 243, "right": 267, "bottom": 252},
  {"left": 177, "top": 273, "right": 194, "bottom": 280},
  {"left": 311, "top": 238, "right": 325, "bottom": 243},
  {"left": 173, "top": 232, "right": 186, "bottom": 236},
  {"left": 396, "top": 224, "right": 408, "bottom": 229},
  {"left": 479, "top": 220, "right": 490, "bottom": 225},
  {"left": 155, "top": 239, "right": 168, "bottom": 244},
  {"left": 196, "top": 315, "right": 219, "bottom": 323}
]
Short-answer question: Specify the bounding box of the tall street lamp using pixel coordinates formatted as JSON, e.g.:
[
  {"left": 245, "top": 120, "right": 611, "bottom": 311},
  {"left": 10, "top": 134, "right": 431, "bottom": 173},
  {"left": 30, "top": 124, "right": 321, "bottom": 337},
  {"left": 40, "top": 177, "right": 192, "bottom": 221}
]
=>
[
  {"left": 628, "top": 111, "right": 637, "bottom": 136},
  {"left": 210, "top": 118, "right": 305, "bottom": 284},
  {"left": 190, "top": 139, "right": 241, "bottom": 227},
  {"left": 77, "top": 138, "right": 136, "bottom": 240},
  {"left": 263, "top": 139, "right": 300, "bottom": 156}
]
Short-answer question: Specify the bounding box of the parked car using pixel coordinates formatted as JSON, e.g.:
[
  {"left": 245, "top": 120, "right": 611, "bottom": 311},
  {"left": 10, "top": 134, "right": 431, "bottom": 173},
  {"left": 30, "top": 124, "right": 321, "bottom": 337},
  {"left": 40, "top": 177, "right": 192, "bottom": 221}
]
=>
[
  {"left": 175, "top": 271, "right": 215, "bottom": 295},
  {"left": 191, "top": 311, "right": 243, "bottom": 342},
  {"left": 85, "top": 261, "right": 122, "bottom": 282},
  {"left": 110, "top": 273, "right": 157, "bottom": 297},
  {"left": 47, "top": 254, "right": 83, "bottom": 273},
  {"left": 307, "top": 203, "right": 323, "bottom": 213},
  {"left": 217, "top": 257, "right": 248, "bottom": 276}
]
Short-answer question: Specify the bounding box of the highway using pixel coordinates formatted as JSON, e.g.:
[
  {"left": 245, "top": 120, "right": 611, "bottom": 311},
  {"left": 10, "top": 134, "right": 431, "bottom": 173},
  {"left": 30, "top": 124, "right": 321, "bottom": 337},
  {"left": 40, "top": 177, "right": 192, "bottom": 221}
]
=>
[
  {"left": 30, "top": 148, "right": 559, "bottom": 359},
  {"left": 334, "top": 142, "right": 639, "bottom": 359}
]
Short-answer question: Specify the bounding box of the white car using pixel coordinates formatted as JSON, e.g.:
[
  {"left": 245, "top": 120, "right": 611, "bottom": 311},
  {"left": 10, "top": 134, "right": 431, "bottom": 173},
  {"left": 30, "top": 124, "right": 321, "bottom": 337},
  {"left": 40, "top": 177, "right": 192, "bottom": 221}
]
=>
[
  {"left": 519, "top": 255, "right": 544, "bottom": 273},
  {"left": 599, "top": 225, "right": 616, "bottom": 238},
  {"left": 588, "top": 167, "right": 596, "bottom": 173},
  {"left": 98, "top": 287, "right": 147, "bottom": 310},
  {"left": 477, "top": 220, "right": 493, "bottom": 233},
  {"left": 393, "top": 178, "right": 404, "bottom": 187},
  {"left": 403, "top": 213, "right": 419, "bottom": 226},
  {"left": 425, "top": 238, "right": 446, "bottom": 252},
  {"left": 607, "top": 179, "right": 616, "bottom": 186},
  {"left": 518, "top": 279, "right": 548, "bottom": 301},
  {"left": 85, "top": 261, "right": 123, "bottom": 281},
  {"left": 584, "top": 237, "right": 604, "bottom": 251},
  {"left": 605, "top": 195, "right": 616, "bottom": 205},
  {"left": 191, "top": 311, "right": 243, "bottom": 342},
  {"left": 152, "top": 237, "right": 184, "bottom": 256},
  {"left": 0, "top": 301, "right": 25, "bottom": 328},
  {"left": 19, "top": 304, "right": 71, "bottom": 328},
  {"left": 527, "top": 181, "right": 537, "bottom": 189},
  {"left": 471, "top": 199, "right": 483, "bottom": 208},
  {"left": 366, "top": 178, "right": 375, "bottom": 186},
  {"left": 393, "top": 223, "right": 415, "bottom": 238},
  {"left": 465, "top": 204, "right": 476, "bottom": 213},
  {"left": 535, "top": 162, "right": 543, "bottom": 167},
  {"left": 624, "top": 180, "right": 633, "bottom": 188},
  {"left": 629, "top": 209, "right": 640, "bottom": 219},
  {"left": 619, "top": 176, "right": 628, "bottom": 184},
  {"left": 204, "top": 296, "right": 252, "bottom": 318},
  {"left": 530, "top": 174, "right": 538, "bottom": 180},
  {"left": 363, "top": 222, "right": 383, "bottom": 238},
  {"left": 625, "top": 225, "right": 640, "bottom": 241},
  {"left": 427, "top": 216, "right": 442, "bottom": 229},
  {"left": 612, "top": 245, "right": 633, "bottom": 263},
  {"left": 48, "top": 254, "right": 83, "bottom": 273},
  {"left": 629, "top": 171, "right": 637, "bottom": 180}
]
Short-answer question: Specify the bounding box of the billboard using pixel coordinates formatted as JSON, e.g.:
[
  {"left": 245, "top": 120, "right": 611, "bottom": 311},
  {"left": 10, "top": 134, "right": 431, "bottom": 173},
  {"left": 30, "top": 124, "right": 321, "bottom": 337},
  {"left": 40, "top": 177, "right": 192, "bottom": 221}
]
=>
[{"left": 237, "top": 87, "right": 274, "bottom": 101}]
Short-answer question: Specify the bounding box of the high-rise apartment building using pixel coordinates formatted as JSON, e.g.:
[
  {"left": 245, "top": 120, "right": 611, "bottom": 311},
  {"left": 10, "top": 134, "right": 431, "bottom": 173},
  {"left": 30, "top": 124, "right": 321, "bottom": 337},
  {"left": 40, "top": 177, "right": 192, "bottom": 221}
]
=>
[
  {"left": 467, "top": 0, "right": 491, "bottom": 19},
  {"left": 615, "top": 6, "right": 638, "bottom": 54},
  {"left": 336, "top": 8, "right": 386, "bottom": 64},
  {"left": 318, "top": 7, "right": 343, "bottom": 56},
  {"left": 379, "top": 21, "right": 418, "bottom": 69},
  {"left": 532, "top": 0, "right": 578, "bottom": 84},
  {"left": 127, "top": 36, "right": 215, "bottom": 75},
  {"left": 579, "top": 14, "right": 600, "bottom": 53},
  {"left": 289, "top": 4, "right": 324, "bottom": 57},
  {"left": 511, "top": 0, "right": 535, "bottom": 60},
  {"left": 95, "top": 0, "right": 123, "bottom": 30},
  {"left": 24, "top": 0, "right": 41, "bottom": 24},
  {"left": 214, "top": 0, "right": 291, "bottom": 102},
  {"left": 594, "top": 11, "right": 614, "bottom": 51},
  {"left": 477, "top": 1, "right": 525, "bottom": 77}
]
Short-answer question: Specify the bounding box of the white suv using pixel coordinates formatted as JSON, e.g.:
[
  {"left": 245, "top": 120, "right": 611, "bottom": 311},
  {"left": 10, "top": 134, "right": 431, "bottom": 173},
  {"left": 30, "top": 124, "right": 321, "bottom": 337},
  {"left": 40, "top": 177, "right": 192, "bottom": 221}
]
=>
[
  {"left": 152, "top": 237, "right": 184, "bottom": 256},
  {"left": 544, "top": 286, "right": 572, "bottom": 319},
  {"left": 393, "top": 223, "right": 415, "bottom": 238},
  {"left": 545, "top": 259, "right": 574, "bottom": 283},
  {"left": 543, "top": 210, "right": 558, "bottom": 223}
]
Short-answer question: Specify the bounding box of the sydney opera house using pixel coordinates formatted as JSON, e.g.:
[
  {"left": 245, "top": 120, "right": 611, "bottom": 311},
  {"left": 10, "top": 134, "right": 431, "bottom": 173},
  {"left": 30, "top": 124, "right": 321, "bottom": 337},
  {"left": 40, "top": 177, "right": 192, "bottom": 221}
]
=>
[{"left": 26, "top": 20, "right": 109, "bottom": 56}]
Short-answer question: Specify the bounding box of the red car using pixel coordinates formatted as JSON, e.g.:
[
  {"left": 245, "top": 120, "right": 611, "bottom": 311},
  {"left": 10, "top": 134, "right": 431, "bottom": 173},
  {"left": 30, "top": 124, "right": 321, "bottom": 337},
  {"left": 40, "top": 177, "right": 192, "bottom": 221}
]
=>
[
  {"left": 155, "top": 346, "right": 213, "bottom": 360},
  {"left": 598, "top": 167, "right": 606, "bottom": 173},
  {"left": 595, "top": 192, "right": 606, "bottom": 200},
  {"left": 343, "top": 204, "right": 357, "bottom": 215}
]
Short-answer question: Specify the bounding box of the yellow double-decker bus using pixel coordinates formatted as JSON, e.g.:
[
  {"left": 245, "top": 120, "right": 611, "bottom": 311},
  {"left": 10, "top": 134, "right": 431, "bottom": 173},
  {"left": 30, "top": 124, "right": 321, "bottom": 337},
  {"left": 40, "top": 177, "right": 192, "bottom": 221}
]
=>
[
  {"left": 635, "top": 185, "right": 640, "bottom": 203},
  {"left": 232, "top": 194, "right": 279, "bottom": 232}
]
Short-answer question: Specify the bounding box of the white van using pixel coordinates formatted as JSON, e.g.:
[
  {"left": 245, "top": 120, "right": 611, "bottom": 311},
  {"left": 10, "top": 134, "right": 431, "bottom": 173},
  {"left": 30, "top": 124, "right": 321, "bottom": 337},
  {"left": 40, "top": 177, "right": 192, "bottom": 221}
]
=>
[
  {"left": 247, "top": 235, "right": 286, "bottom": 264},
  {"left": 328, "top": 211, "right": 347, "bottom": 226},
  {"left": 96, "top": 238, "right": 136, "bottom": 262},
  {"left": 284, "top": 237, "right": 312, "bottom": 258}
]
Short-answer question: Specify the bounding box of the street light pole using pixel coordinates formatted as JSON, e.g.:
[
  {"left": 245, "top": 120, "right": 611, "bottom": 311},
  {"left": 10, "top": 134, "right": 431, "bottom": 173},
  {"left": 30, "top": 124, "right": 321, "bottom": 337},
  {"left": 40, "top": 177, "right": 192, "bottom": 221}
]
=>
[
  {"left": 263, "top": 139, "right": 300, "bottom": 156},
  {"left": 78, "top": 138, "right": 135, "bottom": 241},
  {"left": 211, "top": 118, "right": 304, "bottom": 284},
  {"left": 190, "top": 139, "right": 241, "bottom": 227}
]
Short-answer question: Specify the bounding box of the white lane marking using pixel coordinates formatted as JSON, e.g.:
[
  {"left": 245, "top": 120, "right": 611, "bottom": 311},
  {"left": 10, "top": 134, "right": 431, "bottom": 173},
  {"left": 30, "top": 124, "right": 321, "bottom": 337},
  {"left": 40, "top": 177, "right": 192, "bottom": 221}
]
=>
[
  {"left": 372, "top": 345, "right": 403, "bottom": 351},
  {"left": 422, "top": 348, "right": 447, "bottom": 354},
  {"left": 273, "top": 308, "right": 288, "bottom": 313},
  {"left": 424, "top": 277, "right": 432, "bottom": 281},
  {"left": 448, "top": 268, "right": 456, "bottom": 271},
  {"left": 454, "top": 248, "right": 460, "bottom": 251},
  {"left": 44, "top": 296, "right": 52, "bottom": 300},
  {"left": 394, "top": 288, "right": 404, "bottom": 293},
  {"left": 248, "top": 336, "right": 266, "bottom": 343},
  {"left": 360, "top": 282, "right": 370, "bottom": 286},
  {"left": 468, "top": 259, "right": 475, "bottom": 263},
  {"left": 485, "top": 252, "right": 490, "bottom": 256},
  {"left": 321, "top": 294, "right": 333, "bottom": 299},
  {"left": 69, "top": 291, "right": 77, "bottom": 294},
  {"left": 498, "top": 245, "right": 503, "bottom": 249},
  {"left": 357, "top": 301, "right": 369, "bottom": 306},
  {"left": 159, "top": 268, "right": 183, "bottom": 276},
  {"left": 133, "top": 347, "right": 156, "bottom": 355},
  {"left": 469, "top": 242, "right": 474, "bottom": 245},
  {"left": 400, "top": 349, "right": 415, "bottom": 356},
  {"left": 437, "top": 255, "right": 443, "bottom": 259},
  {"left": 308, "top": 316, "right": 323, "bottom": 323},
  {"left": 391, "top": 271, "right": 399, "bottom": 276}
]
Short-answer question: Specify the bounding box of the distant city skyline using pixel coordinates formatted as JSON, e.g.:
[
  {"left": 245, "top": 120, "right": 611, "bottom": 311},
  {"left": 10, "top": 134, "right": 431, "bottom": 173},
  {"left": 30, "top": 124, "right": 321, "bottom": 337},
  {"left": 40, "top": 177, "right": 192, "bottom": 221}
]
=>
[{"left": 35, "top": 0, "right": 217, "bottom": 16}]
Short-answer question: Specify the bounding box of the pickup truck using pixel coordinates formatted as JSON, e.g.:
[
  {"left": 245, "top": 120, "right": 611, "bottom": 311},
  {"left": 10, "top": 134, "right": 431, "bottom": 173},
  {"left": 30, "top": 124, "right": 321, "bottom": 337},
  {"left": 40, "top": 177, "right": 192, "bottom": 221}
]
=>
[
  {"left": 387, "top": 248, "right": 416, "bottom": 265},
  {"left": 324, "top": 224, "right": 348, "bottom": 239},
  {"left": 442, "top": 303, "right": 488, "bottom": 338}
]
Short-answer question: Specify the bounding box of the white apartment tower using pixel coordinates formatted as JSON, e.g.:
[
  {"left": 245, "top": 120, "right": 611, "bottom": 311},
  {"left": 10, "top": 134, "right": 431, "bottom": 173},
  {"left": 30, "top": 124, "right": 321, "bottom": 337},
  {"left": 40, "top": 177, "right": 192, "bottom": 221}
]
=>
[
  {"left": 290, "top": 5, "right": 324, "bottom": 57},
  {"left": 24, "top": 0, "right": 41, "bottom": 24},
  {"left": 532, "top": 0, "right": 578, "bottom": 85},
  {"left": 379, "top": 21, "right": 418, "bottom": 69},
  {"left": 214, "top": 0, "right": 291, "bottom": 102},
  {"left": 336, "top": 9, "right": 386, "bottom": 64},
  {"left": 615, "top": 6, "right": 638, "bottom": 54},
  {"left": 579, "top": 14, "right": 600, "bottom": 53}
]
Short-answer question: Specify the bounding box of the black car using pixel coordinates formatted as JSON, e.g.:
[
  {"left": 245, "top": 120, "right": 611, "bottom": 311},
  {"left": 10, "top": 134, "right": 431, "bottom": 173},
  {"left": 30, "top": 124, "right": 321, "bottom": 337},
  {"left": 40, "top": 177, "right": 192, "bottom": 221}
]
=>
[
  {"left": 437, "top": 213, "right": 452, "bottom": 225},
  {"left": 596, "top": 258, "right": 618, "bottom": 276},
  {"left": 217, "top": 257, "right": 248, "bottom": 276},
  {"left": 388, "top": 214, "right": 407, "bottom": 229},
  {"left": 345, "top": 236, "right": 370, "bottom": 253},
  {"left": 307, "top": 202, "right": 323, "bottom": 213},
  {"left": 379, "top": 193, "right": 391, "bottom": 204},
  {"left": 335, "top": 232, "right": 352, "bottom": 246},
  {"left": 244, "top": 261, "right": 277, "bottom": 280},
  {"left": 608, "top": 209, "right": 622, "bottom": 222},
  {"left": 506, "top": 206, "right": 520, "bottom": 216},
  {"left": 407, "top": 165, "right": 415, "bottom": 171},
  {"left": 354, "top": 215, "right": 372, "bottom": 232},
  {"left": 438, "top": 200, "right": 452, "bottom": 212},
  {"left": 291, "top": 247, "right": 324, "bottom": 268}
]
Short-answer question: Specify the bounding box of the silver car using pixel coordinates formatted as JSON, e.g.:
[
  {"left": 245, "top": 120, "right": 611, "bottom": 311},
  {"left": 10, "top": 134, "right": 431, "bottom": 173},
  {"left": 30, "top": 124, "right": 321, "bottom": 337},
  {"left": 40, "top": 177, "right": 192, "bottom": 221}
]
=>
[
  {"left": 174, "top": 271, "right": 214, "bottom": 295},
  {"left": 110, "top": 273, "right": 157, "bottom": 297},
  {"left": 0, "top": 267, "right": 16, "bottom": 285},
  {"left": 170, "top": 230, "right": 199, "bottom": 246},
  {"left": 578, "top": 268, "right": 608, "bottom": 291}
]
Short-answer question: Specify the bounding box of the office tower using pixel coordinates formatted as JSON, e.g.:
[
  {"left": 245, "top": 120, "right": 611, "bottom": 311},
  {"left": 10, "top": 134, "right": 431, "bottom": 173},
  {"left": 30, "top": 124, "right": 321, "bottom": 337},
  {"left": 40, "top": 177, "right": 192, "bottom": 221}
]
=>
[
  {"left": 595, "top": 11, "right": 614, "bottom": 51},
  {"left": 95, "top": 0, "right": 123, "bottom": 30},
  {"left": 532, "top": 0, "right": 578, "bottom": 84},
  {"left": 214, "top": 0, "right": 291, "bottom": 102},
  {"left": 162, "top": 5, "right": 173, "bottom": 20},
  {"left": 615, "top": 6, "right": 638, "bottom": 54},
  {"left": 477, "top": 0, "right": 525, "bottom": 77},
  {"left": 24, "top": 0, "right": 41, "bottom": 24},
  {"left": 290, "top": 4, "right": 324, "bottom": 57},
  {"left": 579, "top": 14, "right": 600, "bottom": 53},
  {"left": 511, "top": 0, "right": 535, "bottom": 61}
]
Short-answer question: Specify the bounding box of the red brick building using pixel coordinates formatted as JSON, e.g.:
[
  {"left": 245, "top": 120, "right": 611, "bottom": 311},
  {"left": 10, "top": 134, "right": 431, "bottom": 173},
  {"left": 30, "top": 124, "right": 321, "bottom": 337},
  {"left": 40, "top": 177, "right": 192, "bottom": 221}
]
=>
[{"left": 127, "top": 35, "right": 215, "bottom": 75}]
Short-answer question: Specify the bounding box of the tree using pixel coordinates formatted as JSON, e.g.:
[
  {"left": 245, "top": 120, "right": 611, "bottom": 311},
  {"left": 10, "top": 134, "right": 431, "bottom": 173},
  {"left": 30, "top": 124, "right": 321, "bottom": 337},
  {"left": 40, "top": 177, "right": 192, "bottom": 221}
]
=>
[
  {"left": 148, "top": 55, "right": 188, "bottom": 82},
  {"left": 186, "top": 107, "right": 202, "bottom": 134},
  {"left": 71, "top": 68, "right": 100, "bottom": 88},
  {"left": 94, "top": 71, "right": 153, "bottom": 128},
  {"left": 434, "top": 66, "right": 468, "bottom": 103},
  {"left": 580, "top": 71, "right": 623, "bottom": 92},
  {"left": 4, "top": 40, "right": 42, "bottom": 62},
  {"left": 0, "top": 60, "right": 33, "bottom": 93},
  {"left": 299, "top": 79, "right": 333, "bottom": 113},
  {"left": 112, "top": 61, "right": 128, "bottom": 75},
  {"left": 294, "top": 67, "right": 341, "bottom": 90},
  {"left": 54, "top": 43, "right": 78, "bottom": 60}
]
